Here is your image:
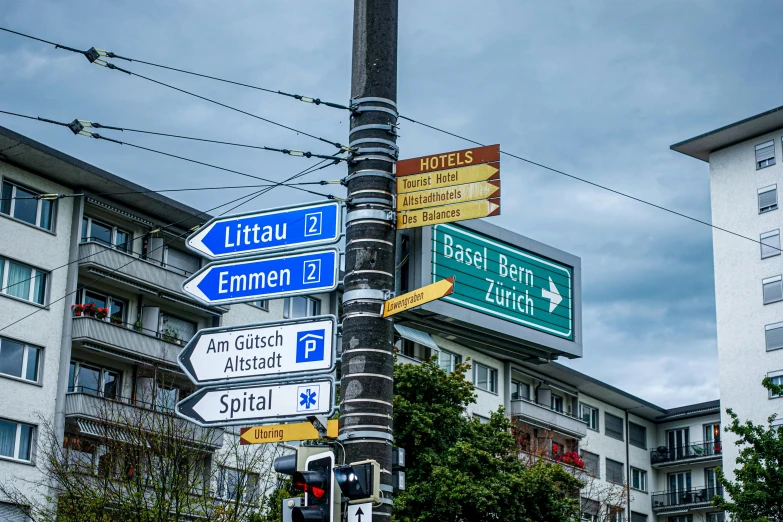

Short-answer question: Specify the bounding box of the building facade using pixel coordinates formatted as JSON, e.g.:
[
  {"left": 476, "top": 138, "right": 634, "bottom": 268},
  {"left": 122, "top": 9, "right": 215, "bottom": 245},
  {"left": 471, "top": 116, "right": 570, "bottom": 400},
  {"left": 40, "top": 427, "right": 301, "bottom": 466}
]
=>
[
  {"left": 672, "top": 107, "right": 783, "bottom": 490},
  {"left": 0, "top": 125, "right": 724, "bottom": 521}
]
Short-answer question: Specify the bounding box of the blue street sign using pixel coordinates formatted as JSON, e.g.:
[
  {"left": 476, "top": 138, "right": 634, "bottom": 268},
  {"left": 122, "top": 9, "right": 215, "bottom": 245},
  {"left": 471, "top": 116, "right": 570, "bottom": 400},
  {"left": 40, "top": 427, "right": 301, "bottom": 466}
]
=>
[
  {"left": 187, "top": 201, "right": 342, "bottom": 259},
  {"left": 182, "top": 248, "right": 340, "bottom": 306}
]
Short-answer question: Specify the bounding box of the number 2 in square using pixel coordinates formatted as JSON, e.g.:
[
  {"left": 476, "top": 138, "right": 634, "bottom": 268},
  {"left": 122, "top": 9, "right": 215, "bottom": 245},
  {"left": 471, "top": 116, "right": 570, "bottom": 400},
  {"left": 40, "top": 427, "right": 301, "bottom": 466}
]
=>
[
  {"left": 304, "top": 212, "right": 323, "bottom": 237},
  {"left": 303, "top": 259, "right": 322, "bottom": 285}
]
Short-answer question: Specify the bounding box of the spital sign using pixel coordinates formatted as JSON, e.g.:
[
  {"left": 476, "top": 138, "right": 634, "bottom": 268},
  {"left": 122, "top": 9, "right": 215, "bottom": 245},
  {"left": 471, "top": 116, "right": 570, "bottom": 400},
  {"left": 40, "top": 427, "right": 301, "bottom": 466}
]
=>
[{"left": 431, "top": 223, "right": 573, "bottom": 340}]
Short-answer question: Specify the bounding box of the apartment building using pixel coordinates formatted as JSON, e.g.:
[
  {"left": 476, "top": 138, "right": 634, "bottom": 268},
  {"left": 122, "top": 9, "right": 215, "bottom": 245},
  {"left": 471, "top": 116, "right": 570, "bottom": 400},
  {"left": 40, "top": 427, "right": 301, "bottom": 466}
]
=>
[
  {"left": 396, "top": 335, "right": 724, "bottom": 522},
  {"left": 671, "top": 106, "right": 783, "bottom": 487},
  {"left": 0, "top": 125, "right": 336, "bottom": 518}
]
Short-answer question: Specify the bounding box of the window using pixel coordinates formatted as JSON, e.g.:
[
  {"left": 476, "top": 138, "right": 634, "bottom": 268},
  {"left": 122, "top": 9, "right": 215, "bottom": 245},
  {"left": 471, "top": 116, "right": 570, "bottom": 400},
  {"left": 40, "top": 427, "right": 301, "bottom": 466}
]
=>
[
  {"left": 551, "top": 395, "right": 564, "bottom": 412},
  {"left": 155, "top": 386, "right": 179, "bottom": 412},
  {"left": 608, "top": 511, "right": 623, "bottom": 522},
  {"left": 0, "top": 337, "right": 40, "bottom": 383},
  {"left": 629, "top": 422, "right": 647, "bottom": 449},
  {"left": 81, "top": 216, "right": 131, "bottom": 252},
  {"left": 580, "top": 404, "right": 599, "bottom": 430},
  {"left": 759, "top": 185, "right": 778, "bottom": 213},
  {"left": 285, "top": 296, "right": 321, "bottom": 318},
  {"left": 765, "top": 322, "right": 783, "bottom": 351},
  {"left": 631, "top": 467, "right": 647, "bottom": 491},
  {"left": 606, "top": 458, "right": 624, "bottom": 484},
  {"left": 581, "top": 451, "right": 599, "bottom": 478},
  {"left": 473, "top": 414, "right": 489, "bottom": 424},
  {"left": 474, "top": 363, "right": 497, "bottom": 393},
  {"left": 511, "top": 380, "right": 530, "bottom": 400},
  {"left": 0, "top": 256, "right": 47, "bottom": 305},
  {"left": 164, "top": 247, "right": 200, "bottom": 276},
  {"left": 769, "top": 375, "right": 783, "bottom": 398},
  {"left": 605, "top": 412, "right": 624, "bottom": 441},
  {"left": 704, "top": 422, "right": 721, "bottom": 443},
  {"left": 252, "top": 300, "right": 269, "bottom": 311},
  {"left": 0, "top": 419, "right": 34, "bottom": 462},
  {"left": 160, "top": 313, "right": 197, "bottom": 343},
  {"left": 761, "top": 230, "right": 781, "bottom": 259},
  {"left": 763, "top": 276, "right": 783, "bottom": 305},
  {"left": 68, "top": 361, "right": 120, "bottom": 399},
  {"left": 0, "top": 180, "right": 55, "bottom": 231},
  {"left": 706, "top": 512, "right": 725, "bottom": 522},
  {"left": 437, "top": 350, "right": 461, "bottom": 373},
  {"left": 669, "top": 517, "right": 692, "bottom": 522},
  {"left": 80, "top": 290, "right": 127, "bottom": 324},
  {"left": 581, "top": 498, "right": 599, "bottom": 522},
  {"left": 756, "top": 140, "right": 776, "bottom": 169},
  {"left": 630, "top": 513, "right": 647, "bottom": 522},
  {"left": 217, "top": 467, "right": 258, "bottom": 503}
]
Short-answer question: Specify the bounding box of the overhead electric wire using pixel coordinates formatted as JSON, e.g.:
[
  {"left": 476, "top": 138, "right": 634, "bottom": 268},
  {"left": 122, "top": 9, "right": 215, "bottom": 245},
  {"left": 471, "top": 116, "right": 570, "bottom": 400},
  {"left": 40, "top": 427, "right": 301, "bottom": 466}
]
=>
[
  {"left": 399, "top": 114, "right": 782, "bottom": 253},
  {"left": 0, "top": 109, "right": 344, "bottom": 161},
  {"left": 0, "top": 27, "right": 347, "bottom": 150},
  {"left": 0, "top": 108, "right": 345, "bottom": 201}
]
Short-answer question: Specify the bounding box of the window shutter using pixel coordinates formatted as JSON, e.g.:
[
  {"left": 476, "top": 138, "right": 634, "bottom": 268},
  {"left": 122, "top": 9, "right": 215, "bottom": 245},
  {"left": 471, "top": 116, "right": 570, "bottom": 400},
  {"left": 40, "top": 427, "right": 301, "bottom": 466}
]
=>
[
  {"left": 606, "top": 459, "right": 624, "bottom": 484},
  {"left": 165, "top": 247, "right": 201, "bottom": 276},
  {"left": 759, "top": 186, "right": 778, "bottom": 212},
  {"left": 629, "top": 422, "right": 647, "bottom": 449},
  {"left": 766, "top": 323, "right": 783, "bottom": 351},
  {"left": 756, "top": 141, "right": 775, "bottom": 162},
  {"left": 631, "top": 513, "right": 648, "bottom": 522},
  {"left": 581, "top": 451, "right": 600, "bottom": 478},
  {"left": 763, "top": 277, "right": 783, "bottom": 304},
  {"left": 605, "top": 412, "right": 624, "bottom": 440},
  {"left": 761, "top": 231, "right": 781, "bottom": 259}
]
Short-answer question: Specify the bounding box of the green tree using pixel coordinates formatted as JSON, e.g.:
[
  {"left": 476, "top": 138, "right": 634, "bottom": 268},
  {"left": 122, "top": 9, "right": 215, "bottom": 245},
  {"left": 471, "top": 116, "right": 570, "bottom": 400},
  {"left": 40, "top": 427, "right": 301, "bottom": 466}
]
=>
[
  {"left": 713, "top": 377, "right": 783, "bottom": 521},
  {"left": 393, "top": 358, "right": 581, "bottom": 522}
]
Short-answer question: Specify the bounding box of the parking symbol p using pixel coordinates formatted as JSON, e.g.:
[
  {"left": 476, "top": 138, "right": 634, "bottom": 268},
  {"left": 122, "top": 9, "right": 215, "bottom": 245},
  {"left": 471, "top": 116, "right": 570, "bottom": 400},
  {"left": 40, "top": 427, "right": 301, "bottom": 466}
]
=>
[{"left": 297, "top": 329, "right": 326, "bottom": 363}]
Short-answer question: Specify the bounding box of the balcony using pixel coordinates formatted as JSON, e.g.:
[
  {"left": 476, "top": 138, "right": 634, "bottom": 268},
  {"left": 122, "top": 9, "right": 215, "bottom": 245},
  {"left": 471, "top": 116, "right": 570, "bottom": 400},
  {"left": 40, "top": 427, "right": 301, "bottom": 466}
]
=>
[
  {"left": 511, "top": 398, "right": 587, "bottom": 438},
  {"left": 72, "top": 316, "right": 183, "bottom": 366},
  {"left": 650, "top": 440, "right": 723, "bottom": 468},
  {"left": 651, "top": 486, "right": 723, "bottom": 513},
  {"left": 64, "top": 390, "right": 223, "bottom": 450}
]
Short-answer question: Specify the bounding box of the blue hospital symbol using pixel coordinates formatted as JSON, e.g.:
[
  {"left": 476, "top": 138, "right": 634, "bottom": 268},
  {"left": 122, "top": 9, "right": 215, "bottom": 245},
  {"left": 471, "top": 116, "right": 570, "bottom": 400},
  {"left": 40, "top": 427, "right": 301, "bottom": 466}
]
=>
[
  {"left": 296, "top": 329, "right": 326, "bottom": 363},
  {"left": 297, "top": 385, "right": 320, "bottom": 412}
]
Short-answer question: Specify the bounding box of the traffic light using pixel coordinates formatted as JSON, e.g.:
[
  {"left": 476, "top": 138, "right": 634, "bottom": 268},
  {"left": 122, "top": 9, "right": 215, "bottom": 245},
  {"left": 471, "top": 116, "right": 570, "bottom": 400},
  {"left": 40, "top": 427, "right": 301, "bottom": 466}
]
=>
[
  {"left": 274, "top": 447, "right": 338, "bottom": 522},
  {"left": 333, "top": 460, "right": 380, "bottom": 504}
]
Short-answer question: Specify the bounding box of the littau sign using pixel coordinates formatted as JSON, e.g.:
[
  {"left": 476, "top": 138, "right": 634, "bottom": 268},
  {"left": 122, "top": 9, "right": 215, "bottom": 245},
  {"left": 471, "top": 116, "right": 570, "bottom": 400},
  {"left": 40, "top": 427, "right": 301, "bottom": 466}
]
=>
[
  {"left": 431, "top": 223, "right": 573, "bottom": 339},
  {"left": 178, "top": 316, "right": 336, "bottom": 386},
  {"left": 187, "top": 201, "right": 341, "bottom": 260}
]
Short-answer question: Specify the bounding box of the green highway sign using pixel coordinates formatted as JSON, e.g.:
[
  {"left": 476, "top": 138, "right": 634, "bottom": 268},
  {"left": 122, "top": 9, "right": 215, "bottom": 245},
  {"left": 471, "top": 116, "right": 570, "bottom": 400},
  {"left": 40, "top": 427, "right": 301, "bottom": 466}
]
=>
[{"left": 431, "top": 223, "right": 573, "bottom": 340}]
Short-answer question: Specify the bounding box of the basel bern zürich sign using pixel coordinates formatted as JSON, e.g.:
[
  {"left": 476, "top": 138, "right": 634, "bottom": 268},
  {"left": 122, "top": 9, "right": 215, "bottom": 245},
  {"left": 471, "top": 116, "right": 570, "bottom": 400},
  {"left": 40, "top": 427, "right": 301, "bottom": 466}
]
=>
[{"left": 431, "top": 223, "right": 573, "bottom": 340}]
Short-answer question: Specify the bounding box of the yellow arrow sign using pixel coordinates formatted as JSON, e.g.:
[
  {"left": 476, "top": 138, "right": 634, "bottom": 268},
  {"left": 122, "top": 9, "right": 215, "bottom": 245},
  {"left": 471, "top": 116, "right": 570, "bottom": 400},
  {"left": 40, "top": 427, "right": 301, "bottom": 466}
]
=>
[
  {"left": 383, "top": 276, "right": 455, "bottom": 318},
  {"left": 397, "top": 199, "right": 501, "bottom": 230},
  {"left": 397, "top": 163, "right": 499, "bottom": 194},
  {"left": 396, "top": 180, "right": 500, "bottom": 211},
  {"left": 239, "top": 419, "right": 338, "bottom": 445}
]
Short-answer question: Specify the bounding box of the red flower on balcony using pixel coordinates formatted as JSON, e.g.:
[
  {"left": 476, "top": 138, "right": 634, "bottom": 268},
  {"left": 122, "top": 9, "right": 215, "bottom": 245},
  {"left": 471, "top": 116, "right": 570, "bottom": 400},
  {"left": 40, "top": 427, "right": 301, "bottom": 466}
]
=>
[{"left": 555, "top": 451, "right": 585, "bottom": 468}]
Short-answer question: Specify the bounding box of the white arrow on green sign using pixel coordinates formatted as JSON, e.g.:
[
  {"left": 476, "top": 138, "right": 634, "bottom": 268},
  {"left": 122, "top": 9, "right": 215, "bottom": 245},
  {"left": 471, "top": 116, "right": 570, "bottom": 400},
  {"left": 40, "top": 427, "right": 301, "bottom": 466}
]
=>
[{"left": 431, "top": 223, "right": 573, "bottom": 339}]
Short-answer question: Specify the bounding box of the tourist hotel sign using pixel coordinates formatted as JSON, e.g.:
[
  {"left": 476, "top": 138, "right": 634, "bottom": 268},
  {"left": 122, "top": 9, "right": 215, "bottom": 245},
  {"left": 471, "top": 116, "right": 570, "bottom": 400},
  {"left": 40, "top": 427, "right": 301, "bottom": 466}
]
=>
[
  {"left": 382, "top": 276, "right": 455, "bottom": 318},
  {"left": 178, "top": 316, "right": 336, "bottom": 386},
  {"left": 239, "top": 419, "right": 339, "bottom": 445},
  {"left": 181, "top": 248, "right": 339, "bottom": 306},
  {"left": 431, "top": 223, "right": 574, "bottom": 340},
  {"left": 186, "top": 201, "right": 342, "bottom": 259},
  {"left": 395, "top": 145, "right": 501, "bottom": 230},
  {"left": 175, "top": 377, "right": 335, "bottom": 427}
]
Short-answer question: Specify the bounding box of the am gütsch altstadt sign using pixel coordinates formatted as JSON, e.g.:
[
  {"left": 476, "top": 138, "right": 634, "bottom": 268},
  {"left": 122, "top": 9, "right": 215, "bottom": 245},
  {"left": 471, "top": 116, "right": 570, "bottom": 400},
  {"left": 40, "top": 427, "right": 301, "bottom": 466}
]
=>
[
  {"left": 431, "top": 223, "right": 574, "bottom": 340},
  {"left": 175, "top": 378, "right": 335, "bottom": 428},
  {"left": 186, "top": 201, "right": 341, "bottom": 260},
  {"left": 181, "top": 248, "right": 339, "bottom": 306},
  {"left": 178, "top": 316, "right": 337, "bottom": 386}
]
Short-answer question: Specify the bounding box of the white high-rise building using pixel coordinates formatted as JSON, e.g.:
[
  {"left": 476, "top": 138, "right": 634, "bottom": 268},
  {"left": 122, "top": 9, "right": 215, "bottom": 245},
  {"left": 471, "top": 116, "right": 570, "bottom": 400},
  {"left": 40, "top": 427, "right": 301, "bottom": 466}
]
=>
[{"left": 672, "top": 106, "right": 783, "bottom": 486}]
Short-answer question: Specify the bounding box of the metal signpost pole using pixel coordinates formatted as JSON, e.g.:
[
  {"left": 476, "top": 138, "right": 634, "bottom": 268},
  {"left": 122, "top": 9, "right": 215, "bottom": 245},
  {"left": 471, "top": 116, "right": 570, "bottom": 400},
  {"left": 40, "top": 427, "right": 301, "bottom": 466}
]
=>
[{"left": 340, "top": 0, "right": 398, "bottom": 520}]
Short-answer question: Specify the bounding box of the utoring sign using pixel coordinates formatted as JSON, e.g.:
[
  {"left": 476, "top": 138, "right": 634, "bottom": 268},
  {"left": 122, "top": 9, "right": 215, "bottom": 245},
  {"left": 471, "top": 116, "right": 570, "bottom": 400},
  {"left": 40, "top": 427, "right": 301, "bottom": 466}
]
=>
[{"left": 431, "top": 223, "right": 573, "bottom": 340}]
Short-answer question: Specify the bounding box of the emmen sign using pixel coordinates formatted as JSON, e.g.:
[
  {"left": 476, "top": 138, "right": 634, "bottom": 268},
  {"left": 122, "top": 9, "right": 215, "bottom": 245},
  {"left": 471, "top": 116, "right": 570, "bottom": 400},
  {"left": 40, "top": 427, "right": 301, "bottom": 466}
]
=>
[{"left": 431, "top": 223, "right": 574, "bottom": 340}]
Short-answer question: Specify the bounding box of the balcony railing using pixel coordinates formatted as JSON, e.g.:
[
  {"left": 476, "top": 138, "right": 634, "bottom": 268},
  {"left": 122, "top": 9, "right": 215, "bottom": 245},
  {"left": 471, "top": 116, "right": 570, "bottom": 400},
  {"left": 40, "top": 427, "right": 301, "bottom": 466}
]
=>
[
  {"left": 64, "top": 390, "right": 223, "bottom": 450},
  {"left": 72, "top": 315, "right": 185, "bottom": 366},
  {"left": 651, "top": 486, "right": 723, "bottom": 510},
  {"left": 650, "top": 440, "right": 723, "bottom": 465},
  {"left": 511, "top": 398, "right": 587, "bottom": 438}
]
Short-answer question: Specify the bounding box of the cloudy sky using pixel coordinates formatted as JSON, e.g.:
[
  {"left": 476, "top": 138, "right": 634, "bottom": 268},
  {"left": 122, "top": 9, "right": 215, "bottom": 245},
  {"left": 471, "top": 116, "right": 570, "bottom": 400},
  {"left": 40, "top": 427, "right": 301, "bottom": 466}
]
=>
[{"left": 2, "top": 1, "right": 782, "bottom": 408}]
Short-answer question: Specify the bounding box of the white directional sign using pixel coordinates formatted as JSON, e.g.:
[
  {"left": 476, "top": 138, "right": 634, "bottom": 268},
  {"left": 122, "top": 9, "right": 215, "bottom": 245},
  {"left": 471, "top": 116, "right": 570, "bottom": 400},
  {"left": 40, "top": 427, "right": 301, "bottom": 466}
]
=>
[
  {"left": 175, "top": 378, "right": 335, "bottom": 427},
  {"left": 347, "top": 504, "right": 372, "bottom": 522},
  {"left": 182, "top": 248, "right": 340, "bottom": 306},
  {"left": 187, "top": 201, "right": 342, "bottom": 260},
  {"left": 178, "top": 316, "right": 336, "bottom": 386}
]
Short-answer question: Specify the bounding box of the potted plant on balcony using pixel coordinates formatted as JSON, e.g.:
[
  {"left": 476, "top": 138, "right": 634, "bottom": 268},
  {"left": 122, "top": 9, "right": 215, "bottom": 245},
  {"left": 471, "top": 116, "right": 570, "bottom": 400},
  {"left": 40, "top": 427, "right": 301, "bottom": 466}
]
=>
[
  {"left": 110, "top": 314, "right": 123, "bottom": 325},
  {"left": 132, "top": 319, "right": 143, "bottom": 332},
  {"left": 71, "top": 304, "right": 86, "bottom": 316},
  {"left": 84, "top": 302, "right": 97, "bottom": 317},
  {"left": 555, "top": 451, "right": 585, "bottom": 469},
  {"left": 161, "top": 327, "right": 181, "bottom": 345},
  {"left": 95, "top": 307, "right": 109, "bottom": 320}
]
